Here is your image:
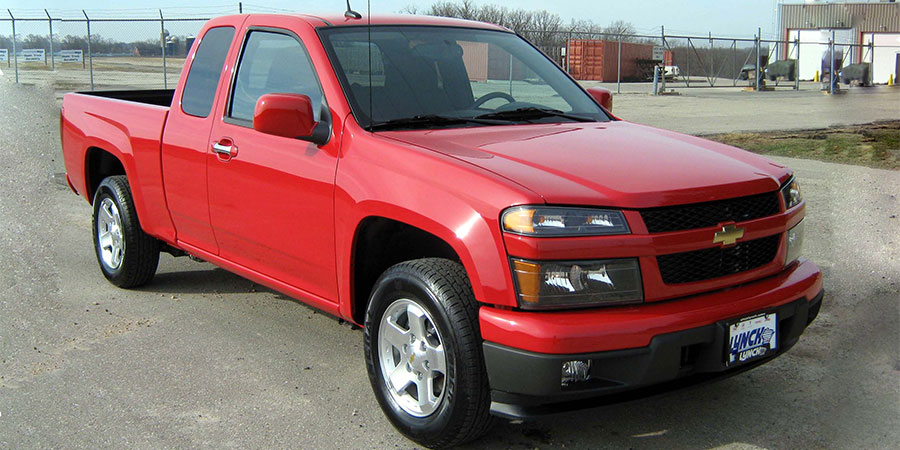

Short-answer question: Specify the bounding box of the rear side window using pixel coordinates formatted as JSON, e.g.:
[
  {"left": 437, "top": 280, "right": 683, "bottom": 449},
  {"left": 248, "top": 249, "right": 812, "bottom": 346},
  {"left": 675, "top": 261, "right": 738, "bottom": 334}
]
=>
[
  {"left": 181, "top": 26, "right": 235, "bottom": 118},
  {"left": 228, "top": 30, "right": 324, "bottom": 122}
]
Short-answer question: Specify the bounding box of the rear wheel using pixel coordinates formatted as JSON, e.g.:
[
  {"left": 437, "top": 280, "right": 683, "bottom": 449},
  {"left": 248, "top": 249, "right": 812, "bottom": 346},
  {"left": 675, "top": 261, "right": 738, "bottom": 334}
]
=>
[
  {"left": 92, "top": 176, "right": 159, "bottom": 288},
  {"left": 364, "top": 258, "right": 494, "bottom": 448}
]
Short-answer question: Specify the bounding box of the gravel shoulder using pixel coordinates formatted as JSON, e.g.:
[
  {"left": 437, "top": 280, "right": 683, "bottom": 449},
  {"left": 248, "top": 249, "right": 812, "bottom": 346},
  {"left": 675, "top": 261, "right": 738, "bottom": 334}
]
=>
[{"left": 0, "top": 79, "right": 897, "bottom": 449}]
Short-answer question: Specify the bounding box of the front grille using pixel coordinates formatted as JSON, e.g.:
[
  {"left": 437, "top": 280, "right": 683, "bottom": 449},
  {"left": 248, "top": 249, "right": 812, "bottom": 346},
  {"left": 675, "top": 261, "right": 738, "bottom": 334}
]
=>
[
  {"left": 657, "top": 235, "right": 781, "bottom": 284},
  {"left": 641, "top": 192, "right": 780, "bottom": 233}
]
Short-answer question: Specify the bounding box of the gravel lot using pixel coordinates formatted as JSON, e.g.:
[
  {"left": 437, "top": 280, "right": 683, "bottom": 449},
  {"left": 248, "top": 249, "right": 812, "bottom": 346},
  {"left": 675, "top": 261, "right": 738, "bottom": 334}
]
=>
[{"left": 0, "top": 79, "right": 898, "bottom": 449}]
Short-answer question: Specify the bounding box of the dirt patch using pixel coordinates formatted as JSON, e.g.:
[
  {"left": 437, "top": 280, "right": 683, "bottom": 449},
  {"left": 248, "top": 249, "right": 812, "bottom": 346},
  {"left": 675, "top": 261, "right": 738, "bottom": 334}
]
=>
[{"left": 706, "top": 121, "right": 900, "bottom": 170}]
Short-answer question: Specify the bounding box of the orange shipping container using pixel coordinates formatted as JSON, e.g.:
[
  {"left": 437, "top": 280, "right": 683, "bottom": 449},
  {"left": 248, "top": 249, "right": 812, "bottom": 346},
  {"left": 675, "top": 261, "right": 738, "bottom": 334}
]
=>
[{"left": 567, "top": 39, "right": 666, "bottom": 82}]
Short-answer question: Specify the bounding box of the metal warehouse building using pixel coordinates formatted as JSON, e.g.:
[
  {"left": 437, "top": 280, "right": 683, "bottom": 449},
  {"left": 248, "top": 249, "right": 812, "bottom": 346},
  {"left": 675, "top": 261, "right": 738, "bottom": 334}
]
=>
[{"left": 778, "top": 0, "right": 900, "bottom": 83}]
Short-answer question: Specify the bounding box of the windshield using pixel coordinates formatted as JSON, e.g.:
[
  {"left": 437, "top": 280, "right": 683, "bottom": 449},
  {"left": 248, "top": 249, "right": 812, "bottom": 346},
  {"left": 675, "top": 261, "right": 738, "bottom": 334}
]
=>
[{"left": 318, "top": 26, "right": 610, "bottom": 130}]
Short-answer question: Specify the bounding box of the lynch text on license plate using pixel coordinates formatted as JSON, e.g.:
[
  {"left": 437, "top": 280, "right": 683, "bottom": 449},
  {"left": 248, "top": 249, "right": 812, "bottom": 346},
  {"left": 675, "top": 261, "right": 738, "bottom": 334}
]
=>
[{"left": 727, "top": 313, "right": 777, "bottom": 366}]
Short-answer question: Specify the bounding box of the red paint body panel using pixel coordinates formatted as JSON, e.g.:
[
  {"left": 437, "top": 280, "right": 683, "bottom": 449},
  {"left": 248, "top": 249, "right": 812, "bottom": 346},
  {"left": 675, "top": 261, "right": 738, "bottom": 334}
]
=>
[
  {"left": 60, "top": 95, "right": 176, "bottom": 243},
  {"left": 59, "top": 13, "right": 822, "bottom": 368},
  {"left": 480, "top": 259, "right": 822, "bottom": 354},
  {"left": 161, "top": 16, "right": 247, "bottom": 253}
]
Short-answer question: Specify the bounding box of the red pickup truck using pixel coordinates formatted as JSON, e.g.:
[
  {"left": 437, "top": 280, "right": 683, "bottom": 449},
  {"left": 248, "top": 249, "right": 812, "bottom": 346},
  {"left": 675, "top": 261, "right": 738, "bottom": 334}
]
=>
[{"left": 60, "top": 12, "right": 823, "bottom": 448}]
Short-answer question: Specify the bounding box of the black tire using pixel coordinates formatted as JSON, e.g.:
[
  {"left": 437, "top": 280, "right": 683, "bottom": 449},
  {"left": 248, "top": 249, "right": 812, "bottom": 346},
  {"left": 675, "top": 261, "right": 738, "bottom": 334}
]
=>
[
  {"left": 92, "top": 175, "right": 159, "bottom": 288},
  {"left": 364, "top": 258, "right": 494, "bottom": 448}
]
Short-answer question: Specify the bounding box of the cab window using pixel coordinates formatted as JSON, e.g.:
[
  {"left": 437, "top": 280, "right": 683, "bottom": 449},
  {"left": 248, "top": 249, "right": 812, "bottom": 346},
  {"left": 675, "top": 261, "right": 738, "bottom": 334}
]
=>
[
  {"left": 181, "top": 26, "right": 235, "bottom": 118},
  {"left": 228, "top": 30, "right": 325, "bottom": 123}
]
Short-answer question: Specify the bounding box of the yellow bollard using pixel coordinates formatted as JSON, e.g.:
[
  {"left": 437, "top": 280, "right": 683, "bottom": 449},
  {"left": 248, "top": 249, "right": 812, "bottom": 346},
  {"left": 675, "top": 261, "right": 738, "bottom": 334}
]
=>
[
  {"left": 814, "top": 70, "right": 819, "bottom": 82},
  {"left": 890, "top": 74, "right": 894, "bottom": 86}
]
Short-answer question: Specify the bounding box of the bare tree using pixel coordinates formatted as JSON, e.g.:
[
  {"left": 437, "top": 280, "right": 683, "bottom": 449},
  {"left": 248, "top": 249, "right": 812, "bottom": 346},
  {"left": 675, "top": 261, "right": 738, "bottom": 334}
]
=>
[
  {"left": 603, "top": 19, "right": 637, "bottom": 42},
  {"left": 477, "top": 4, "right": 507, "bottom": 26},
  {"left": 426, "top": 2, "right": 461, "bottom": 17}
]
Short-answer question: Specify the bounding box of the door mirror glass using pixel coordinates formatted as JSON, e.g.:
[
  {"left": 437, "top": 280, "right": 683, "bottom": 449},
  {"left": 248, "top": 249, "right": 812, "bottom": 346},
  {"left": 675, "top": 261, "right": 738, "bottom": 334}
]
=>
[
  {"left": 253, "top": 93, "right": 321, "bottom": 142},
  {"left": 586, "top": 87, "right": 613, "bottom": 112}
]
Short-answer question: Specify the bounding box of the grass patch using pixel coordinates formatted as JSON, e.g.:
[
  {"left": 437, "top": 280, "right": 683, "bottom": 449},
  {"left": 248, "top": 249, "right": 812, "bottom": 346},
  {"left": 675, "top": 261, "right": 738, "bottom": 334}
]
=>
[{"left": 706, "top": 121, "right": 900, "bottom": 170}]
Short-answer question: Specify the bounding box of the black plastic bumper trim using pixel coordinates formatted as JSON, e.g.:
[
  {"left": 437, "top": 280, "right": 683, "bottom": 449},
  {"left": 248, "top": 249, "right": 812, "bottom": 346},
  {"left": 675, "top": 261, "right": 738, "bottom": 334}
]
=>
[{"left": 485, "top": 289, "right": 825, "bottom": 419}]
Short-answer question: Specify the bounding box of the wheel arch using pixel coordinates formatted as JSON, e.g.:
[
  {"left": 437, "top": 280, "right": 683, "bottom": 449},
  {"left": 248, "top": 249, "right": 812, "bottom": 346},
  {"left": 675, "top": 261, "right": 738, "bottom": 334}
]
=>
[
  {"left": 85, "top": 146, "right": 127, "bottom": 203},
  {"left": 343, "top": 198, "right": 516, "bottom": 325},
  {"left": 349, "top": 215, "right": 464, "bottom": 325}
]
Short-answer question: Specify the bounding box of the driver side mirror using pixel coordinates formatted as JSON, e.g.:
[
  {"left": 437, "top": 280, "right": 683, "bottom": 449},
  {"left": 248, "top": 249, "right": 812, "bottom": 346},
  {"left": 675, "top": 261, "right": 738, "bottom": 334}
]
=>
[
  {"left": 253, "top": 93, "right": 325, "bottom": 144},
  {"left": 586, "top": 87, "right": 613, "bottom": 112}
]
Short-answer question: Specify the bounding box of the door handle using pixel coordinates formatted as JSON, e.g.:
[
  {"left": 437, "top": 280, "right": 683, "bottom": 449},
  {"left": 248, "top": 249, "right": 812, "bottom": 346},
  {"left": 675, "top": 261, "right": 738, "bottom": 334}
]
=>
[{"left": 212, "top": 142, "right": 234, "bottom": 156}]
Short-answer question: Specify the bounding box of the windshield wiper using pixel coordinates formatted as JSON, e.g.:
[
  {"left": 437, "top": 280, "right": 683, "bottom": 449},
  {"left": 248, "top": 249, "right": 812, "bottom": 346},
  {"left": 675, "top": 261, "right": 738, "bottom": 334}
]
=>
[
  {"left": 474, "top": 107, "right": 594, "bottom": 123},
  {"left": 367, "top": 114, "right": 506, "bottom": 131}
]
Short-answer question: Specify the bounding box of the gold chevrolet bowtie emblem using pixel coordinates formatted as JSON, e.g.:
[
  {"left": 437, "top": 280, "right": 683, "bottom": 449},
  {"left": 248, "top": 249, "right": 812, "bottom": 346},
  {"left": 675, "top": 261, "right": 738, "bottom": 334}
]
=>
[{"left": 713, "top": 225, "right": 745, "bottom": 246}]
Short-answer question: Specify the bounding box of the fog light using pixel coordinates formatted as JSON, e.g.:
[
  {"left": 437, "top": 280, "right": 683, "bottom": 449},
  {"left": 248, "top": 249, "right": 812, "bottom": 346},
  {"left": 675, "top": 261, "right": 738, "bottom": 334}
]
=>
[{"left": 561, "top": 360, "right": 591, "bottom": 386}]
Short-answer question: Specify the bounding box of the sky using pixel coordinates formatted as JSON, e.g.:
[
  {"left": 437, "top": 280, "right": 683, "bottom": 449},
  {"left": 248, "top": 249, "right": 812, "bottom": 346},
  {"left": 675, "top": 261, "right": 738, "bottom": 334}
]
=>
[{"left": 3, "top": 0, "right": 805, "bottom": 39}]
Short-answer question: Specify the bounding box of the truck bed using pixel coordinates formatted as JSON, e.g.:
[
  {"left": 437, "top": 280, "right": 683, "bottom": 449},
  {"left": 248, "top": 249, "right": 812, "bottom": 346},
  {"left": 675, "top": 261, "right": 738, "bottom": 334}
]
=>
[
  {"left": 77, "top": 89, "right": 175, "bottom": 108},
  {"left": 60, "top": 90, "right": 175, "bottom": 241}
]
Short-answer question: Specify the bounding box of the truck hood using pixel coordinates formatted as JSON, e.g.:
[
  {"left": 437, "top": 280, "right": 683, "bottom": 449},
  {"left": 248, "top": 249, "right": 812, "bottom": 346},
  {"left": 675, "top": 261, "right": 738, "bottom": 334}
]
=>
[{"left": 380, "top": 121, "right": 790, "bottom": 208}]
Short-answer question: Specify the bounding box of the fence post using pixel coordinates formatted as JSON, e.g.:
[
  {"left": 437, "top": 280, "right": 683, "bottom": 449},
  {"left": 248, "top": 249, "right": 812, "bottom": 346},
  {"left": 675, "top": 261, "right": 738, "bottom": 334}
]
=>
[
  {"left": 867, "top": 40, "right": 874, "bottom": 86},
  {"left": 46, "top": 9, "right": 54, "bottom": 70},
  {"left": 731, "top": 40, "right": 736, "bottom": 87},
  {"left": 616, "top": 36, "right": 621, "bottom": 94},
  {"left": 829, "top": 30, "right": 834, "bottom": 95},
  {"left": 83, "top": 10, "right": 93, "bottom": 91},
  {"left": 755, "top": 29, "right": 761, "bottom": 91},
  {"left": 160, "top": 9, "right": 167, "bottom": 89},
  {"left": 8, "top": 10, "right": 18, "bottom": 83},
  {"left": 793, "top": 37, "right": 799, "bottom": 91},
  {"left": 709, "top": 32, "right": 713, "bottom": 85}
]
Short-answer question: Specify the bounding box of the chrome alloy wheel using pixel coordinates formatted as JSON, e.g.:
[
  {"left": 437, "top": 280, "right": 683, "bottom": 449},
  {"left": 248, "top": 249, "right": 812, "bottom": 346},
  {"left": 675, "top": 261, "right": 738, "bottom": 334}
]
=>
[
  {"left": 96, "top": 197, "right": 125, "bottom": 270},
  {"left": 378, "top": 298, "right": 448, "bottom": 417}
]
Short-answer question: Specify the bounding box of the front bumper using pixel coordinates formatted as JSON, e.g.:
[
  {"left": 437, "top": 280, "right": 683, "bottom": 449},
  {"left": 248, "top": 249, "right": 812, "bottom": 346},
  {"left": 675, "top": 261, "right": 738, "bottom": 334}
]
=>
[{"left": 480, "top": 259, "right": 823, "bottom": 419}]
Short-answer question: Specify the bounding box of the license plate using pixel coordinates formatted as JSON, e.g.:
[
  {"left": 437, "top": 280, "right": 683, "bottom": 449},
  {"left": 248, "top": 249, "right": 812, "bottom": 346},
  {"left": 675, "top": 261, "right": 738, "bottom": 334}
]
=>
[{"left": 727, "top": 313, "right": 778, "bottom": 366}]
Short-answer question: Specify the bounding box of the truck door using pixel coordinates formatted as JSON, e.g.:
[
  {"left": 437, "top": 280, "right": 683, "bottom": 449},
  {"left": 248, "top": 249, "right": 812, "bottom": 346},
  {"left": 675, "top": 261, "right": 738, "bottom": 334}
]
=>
[
  {"left": 161, "top": 21, "right": 241, "bottom": 254},
  {"left": 206, "top": 26, "right": 339, "bottom": 303}
]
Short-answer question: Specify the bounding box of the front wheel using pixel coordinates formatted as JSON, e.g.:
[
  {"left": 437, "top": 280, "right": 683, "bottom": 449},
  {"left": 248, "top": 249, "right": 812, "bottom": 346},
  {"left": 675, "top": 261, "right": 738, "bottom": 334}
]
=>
[
  {"left": 364, "top": 258, "right": 494, "bottom": 448},
  {"left": 92, "top": 175, "right": 160, "bottom": 288}
]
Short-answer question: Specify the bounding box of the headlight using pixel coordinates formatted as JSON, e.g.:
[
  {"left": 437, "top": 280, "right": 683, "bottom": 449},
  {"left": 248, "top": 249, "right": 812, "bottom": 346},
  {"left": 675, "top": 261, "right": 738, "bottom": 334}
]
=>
[
  {"left": 782, "top": 177, "right": 802, "bottom": 209},
  {"left": 510, "top": 258, "right": 643, "bottom": 309},
  {"left": 502, "top": 206, "right": 629, "bottom": 236},
  {"left": 785, "top": 220, "right": 805, "bottom": 265}
]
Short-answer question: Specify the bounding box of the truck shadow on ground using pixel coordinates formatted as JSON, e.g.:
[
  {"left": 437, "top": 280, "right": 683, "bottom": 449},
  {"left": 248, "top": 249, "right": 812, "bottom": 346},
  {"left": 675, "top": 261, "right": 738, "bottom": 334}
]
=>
[{"left": 463, "top": 376, "right": 817, "bottom": 449}]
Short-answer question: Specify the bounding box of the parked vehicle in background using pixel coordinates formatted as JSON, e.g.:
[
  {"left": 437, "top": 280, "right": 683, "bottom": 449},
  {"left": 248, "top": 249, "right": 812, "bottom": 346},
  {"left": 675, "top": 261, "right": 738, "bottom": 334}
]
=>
[
  {"left": 59, "top": 12, "right": 823, "bottom": 448},
  {"left": 840, "top": 63, "right": 871, "bottom": 86},
  {"left": 766, "top": 59, "right": 796, "bottom": 81},
  {"left": 663, "top": 65, "right": 681, "bottom": 80}
]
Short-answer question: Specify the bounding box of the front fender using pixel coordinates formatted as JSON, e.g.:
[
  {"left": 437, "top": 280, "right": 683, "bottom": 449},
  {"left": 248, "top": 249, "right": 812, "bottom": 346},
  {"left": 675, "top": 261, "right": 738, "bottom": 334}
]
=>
[{"left": 334, "top": 125, "right": 542, "bottom": 319}]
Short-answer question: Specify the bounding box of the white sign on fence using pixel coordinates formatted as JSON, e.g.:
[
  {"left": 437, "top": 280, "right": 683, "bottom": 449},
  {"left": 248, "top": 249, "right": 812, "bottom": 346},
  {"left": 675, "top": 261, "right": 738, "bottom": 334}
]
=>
[
  {"left": 652, "top": 46, "right": 665, "bottom": 61},
  {"left": 60, "top": 50, "right": 84, "bottom": 63},
  {"left": 23, "top": 49, "right": 46, "bottom": 63},
  {"left": 0, "top": 49, "right": 7, "bottom": 62}
]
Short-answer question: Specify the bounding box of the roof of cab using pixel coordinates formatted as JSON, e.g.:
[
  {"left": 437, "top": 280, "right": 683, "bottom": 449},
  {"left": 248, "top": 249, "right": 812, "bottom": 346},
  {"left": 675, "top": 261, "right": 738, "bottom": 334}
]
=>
[{"left": 246, "top": 13, "right": 509, "bottom": 32}]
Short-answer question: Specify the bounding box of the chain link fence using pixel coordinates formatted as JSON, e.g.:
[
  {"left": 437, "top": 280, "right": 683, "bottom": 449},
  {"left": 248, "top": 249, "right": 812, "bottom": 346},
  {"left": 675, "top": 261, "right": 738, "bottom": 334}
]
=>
[
  {"left": 0, "top": 5, "right": 246, "bottom": 90},
  {"left": 2, "top": 6, "right": 899, "bottom": 93},
  {"left": 527, "top": 28, "right": 899, "bottom": 94}
]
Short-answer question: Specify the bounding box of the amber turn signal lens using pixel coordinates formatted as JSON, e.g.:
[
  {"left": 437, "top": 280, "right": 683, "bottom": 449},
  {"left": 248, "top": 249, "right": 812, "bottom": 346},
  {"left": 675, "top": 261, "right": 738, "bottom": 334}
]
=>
[
  {"left": 503, "top": 208, "right": 536, "bottom": 234},
  {"left": 511, "top": 259, "right": 541, "bottom": 304}
]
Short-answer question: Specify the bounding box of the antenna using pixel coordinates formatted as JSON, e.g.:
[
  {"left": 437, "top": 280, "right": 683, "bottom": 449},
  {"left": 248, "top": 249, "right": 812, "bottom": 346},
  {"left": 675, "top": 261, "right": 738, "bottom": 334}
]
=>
[
  {"left": 367, "top": 0, "right": 372, "bottom": 128},
  {"left": 345, "top": 0, "right": 362, "bottom": 19}
]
